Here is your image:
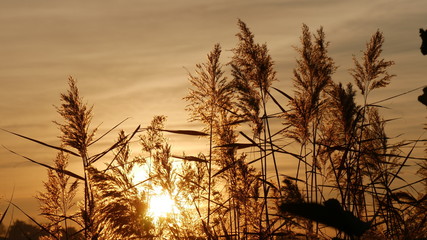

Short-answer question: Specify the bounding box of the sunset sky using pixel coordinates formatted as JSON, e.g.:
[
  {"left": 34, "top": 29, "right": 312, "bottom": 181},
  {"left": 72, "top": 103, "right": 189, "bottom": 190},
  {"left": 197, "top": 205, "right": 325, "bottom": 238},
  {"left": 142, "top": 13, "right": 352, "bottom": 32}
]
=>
[{"left": 1, "top": 0, "right": 426, "bottom": 222}]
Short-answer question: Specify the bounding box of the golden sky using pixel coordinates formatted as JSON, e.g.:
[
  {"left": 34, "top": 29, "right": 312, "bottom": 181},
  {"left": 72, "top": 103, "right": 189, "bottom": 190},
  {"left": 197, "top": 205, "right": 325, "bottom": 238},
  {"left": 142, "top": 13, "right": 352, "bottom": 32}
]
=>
[{"left": 1, "top": 0, "right": 426, "bottom": 221}]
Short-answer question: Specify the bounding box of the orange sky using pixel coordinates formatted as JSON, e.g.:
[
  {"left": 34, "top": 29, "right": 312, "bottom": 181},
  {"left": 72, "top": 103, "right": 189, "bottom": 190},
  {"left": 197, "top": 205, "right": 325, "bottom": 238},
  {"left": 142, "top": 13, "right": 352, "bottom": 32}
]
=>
[{"left": 1, "top": 0, "right": 426, "bottom": 223}]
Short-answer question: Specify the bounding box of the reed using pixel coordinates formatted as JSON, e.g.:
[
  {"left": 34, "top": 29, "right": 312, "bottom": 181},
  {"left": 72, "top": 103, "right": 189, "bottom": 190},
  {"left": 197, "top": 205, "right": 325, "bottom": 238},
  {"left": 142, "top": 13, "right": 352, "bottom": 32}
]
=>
[{"left": 1, "top": 20, "right": 426, "bottom": 240}]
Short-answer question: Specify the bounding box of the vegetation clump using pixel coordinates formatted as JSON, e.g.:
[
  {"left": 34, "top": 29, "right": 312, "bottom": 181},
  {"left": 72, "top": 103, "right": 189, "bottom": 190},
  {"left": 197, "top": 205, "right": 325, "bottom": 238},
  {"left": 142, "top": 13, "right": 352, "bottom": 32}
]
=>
[{"left": 1, "top": 20, "right": 426, "bottom": 240}]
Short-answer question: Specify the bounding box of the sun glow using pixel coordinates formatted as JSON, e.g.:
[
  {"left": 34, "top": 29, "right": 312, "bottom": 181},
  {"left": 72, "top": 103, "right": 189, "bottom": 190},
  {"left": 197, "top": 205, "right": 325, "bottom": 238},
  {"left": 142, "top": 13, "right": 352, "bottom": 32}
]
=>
[
  {"left": 148, "top": 191, "right": 176, "bottom": 218},
  {"left": 131, "top": 164, "right": 178, "bottom": 219}
]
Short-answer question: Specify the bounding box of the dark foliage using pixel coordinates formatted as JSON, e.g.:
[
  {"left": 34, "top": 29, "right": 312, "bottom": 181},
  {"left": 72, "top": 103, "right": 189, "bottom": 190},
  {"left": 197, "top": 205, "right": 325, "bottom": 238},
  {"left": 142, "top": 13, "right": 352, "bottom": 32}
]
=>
[
  {"left": 280, "top": 199, "right": 370, "bottom": 237},
  {"left": 418, "top": 87, "right": 427, "bottom": 106},
  {"left": 420, "top": 28, "right": 427, "bottom": 55}
]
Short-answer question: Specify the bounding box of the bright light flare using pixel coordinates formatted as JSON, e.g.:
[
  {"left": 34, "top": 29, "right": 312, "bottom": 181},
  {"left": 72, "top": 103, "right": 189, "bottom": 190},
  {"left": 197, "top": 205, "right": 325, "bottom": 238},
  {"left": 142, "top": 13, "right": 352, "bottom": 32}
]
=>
[
  {"left": 131, "top": 164, "right": 178, "bottom": 219},
  {"left": 148, "top": 192, "right": 176, "bottom": 218}
]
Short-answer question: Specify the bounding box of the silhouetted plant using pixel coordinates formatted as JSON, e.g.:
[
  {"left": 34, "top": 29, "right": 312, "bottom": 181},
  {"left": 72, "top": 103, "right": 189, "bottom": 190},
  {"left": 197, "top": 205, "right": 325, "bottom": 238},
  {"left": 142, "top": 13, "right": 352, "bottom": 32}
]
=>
[
  {"left": 419, "top": 28, "right": 427, "bottom": 55},
  {"left": 230, "top": 20, "right": 281, "bottom": 237},
  {"left": 285, "top": 24, "right": 336, "bottom": 144},
  {"left": 186, "top": 37, "right": 273, "bottom": 239},
  {"left": 283, "top": 24, "right": 336, "bottom": 237},
  {"left": 184, "top": 44, "right": 232, "bottom": 233},
  {"left": 280, "top": 199, "right": 370, "bottom": 237},
  {"left": 2, "top": 20, "right": 427, "bottom": 240},
  {"left": 90, "top": 130, "right": 154, "bottom": 239},
  {"left": 320, "top": 82, "right": 363, "bottom": 221},
  {"left": 6, "top": 77, "right": 145, "bottom": 239},
  {"left": 54, "top": 77, "right": 98, "bottom": 239},
  {"left": 230, "top": 19, "right": 276, "bottom": 136},
  {"left": 138, "top": 116, "right": 210, "bottom": 239},
  {"left": 7, "top": 220, "right": 49, "bottom": 240},
  {"left": 176, "top": 159, "right": 212, "bottom": 239},
  {"left": 349, "top": 30, "right": 396, "bottom": 225},
  {"left": 36, "top": 150, "right": 79, "bottom": 240},
  {"left": 418, "top": 87, "right": 427, "bottom": 106}
]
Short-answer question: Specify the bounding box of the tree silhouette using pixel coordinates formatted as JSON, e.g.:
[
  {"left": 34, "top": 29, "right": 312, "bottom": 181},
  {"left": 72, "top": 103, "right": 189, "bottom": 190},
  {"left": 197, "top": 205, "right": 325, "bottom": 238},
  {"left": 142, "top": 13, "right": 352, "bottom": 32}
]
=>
[{"left": 7, "top": 220, "right": 49, "bottom": 240}]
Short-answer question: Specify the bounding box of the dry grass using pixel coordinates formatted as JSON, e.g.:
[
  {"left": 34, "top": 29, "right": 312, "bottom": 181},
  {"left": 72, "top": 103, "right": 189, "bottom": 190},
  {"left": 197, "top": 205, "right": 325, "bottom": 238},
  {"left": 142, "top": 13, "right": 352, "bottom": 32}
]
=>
[{"left": 1, "top": 21, "right": 426, "bottom": 240}]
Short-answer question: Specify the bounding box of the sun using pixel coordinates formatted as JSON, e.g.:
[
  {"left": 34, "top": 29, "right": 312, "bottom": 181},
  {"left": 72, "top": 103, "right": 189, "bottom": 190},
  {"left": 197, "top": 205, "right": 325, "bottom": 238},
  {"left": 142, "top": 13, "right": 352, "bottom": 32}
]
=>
[
  {"left": 148, "top": 192, "right": 176, "bottom": 218},
  {"left": 131, "top": 164, "right": 178, "bottom": 218}
]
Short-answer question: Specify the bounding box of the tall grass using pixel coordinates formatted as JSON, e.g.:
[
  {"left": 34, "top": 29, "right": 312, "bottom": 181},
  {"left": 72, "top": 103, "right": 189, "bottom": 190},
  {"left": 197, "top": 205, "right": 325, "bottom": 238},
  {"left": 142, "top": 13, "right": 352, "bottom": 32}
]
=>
[
  {"left": 230, "top": 19, "right": 281, "bottom": 238},
  {"left": 36, "top": 150, "right": 78, "bottom": 240},
  {"left": 1, "top": 20, "right": 426, "bottom": 240},
  {"left": 282, "top": 24, "right": 336, "bottom": 237}
]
